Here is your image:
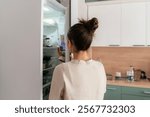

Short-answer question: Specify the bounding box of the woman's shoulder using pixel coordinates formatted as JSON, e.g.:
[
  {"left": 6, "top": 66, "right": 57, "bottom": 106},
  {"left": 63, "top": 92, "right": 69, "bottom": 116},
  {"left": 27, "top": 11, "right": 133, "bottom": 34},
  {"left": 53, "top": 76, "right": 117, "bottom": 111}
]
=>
[
  {"left": 91, "top": 59, "right": 104, "bottom": 66},
  {"left": 55, "top": 62, "right": 69, "bottom": 71},
  {"left": 55, "top": 60, "right": 104, "bottom": 68}
]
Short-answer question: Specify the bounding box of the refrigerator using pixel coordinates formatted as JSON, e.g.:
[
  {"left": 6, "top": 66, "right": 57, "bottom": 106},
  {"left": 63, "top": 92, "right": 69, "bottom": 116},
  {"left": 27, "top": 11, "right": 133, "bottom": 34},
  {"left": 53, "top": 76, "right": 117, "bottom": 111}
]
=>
[{"left": 0, "top": 0, "right": 69, "bottom": 100}]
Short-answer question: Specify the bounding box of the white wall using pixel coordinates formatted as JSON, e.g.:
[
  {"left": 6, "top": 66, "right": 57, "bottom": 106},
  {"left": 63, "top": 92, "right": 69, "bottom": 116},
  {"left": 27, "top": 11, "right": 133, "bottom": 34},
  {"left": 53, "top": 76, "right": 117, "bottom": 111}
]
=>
[
  {"left": 78, "top": 0, "right": 88, "bottom": 20},
  {"left": 71, "top": 0, "right": 87, "bottom": 25},
  {"left": 0, "top": 0, "right": 42, "bottom": 99}
]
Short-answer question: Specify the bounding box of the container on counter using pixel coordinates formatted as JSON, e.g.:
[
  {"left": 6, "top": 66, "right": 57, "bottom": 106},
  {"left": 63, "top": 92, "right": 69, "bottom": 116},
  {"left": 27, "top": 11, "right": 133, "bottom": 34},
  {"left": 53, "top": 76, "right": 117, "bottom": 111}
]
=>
[
  {"left": 134, "top": 69, "right": 141, "bottom": 81},
  {"left": 127, "top": 66, "right": 134, "bottom": 82},
  {"left": 106, "top": 73, "right": 113, "bottom": 80},
  {"left": 115, "top": 72, "right": 122, "bottom": 80}
]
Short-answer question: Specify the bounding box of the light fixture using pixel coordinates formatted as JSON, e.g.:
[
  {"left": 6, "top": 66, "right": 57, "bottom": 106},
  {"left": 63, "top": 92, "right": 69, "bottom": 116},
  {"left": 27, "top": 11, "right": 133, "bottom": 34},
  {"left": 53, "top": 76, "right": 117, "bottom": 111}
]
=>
[
  {"left": 43, "top": 7, "right": 50, "bottom": 12},
  {"left": 43, "top": 19, "right": 55, "bottom": 25}
]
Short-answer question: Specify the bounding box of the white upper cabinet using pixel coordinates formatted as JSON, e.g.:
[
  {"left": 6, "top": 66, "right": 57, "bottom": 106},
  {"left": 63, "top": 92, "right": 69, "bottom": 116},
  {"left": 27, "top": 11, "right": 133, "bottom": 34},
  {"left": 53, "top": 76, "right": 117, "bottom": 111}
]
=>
[
  {"left": 121, "top": 2, "right": 146, "bottom": 46},
  {"left": 88, "top": 1, "right": 148, "bottom": 47},
  {"left": 147, "top": 2, "right": 150, "bottom": 46},
  {"left": 88, "top": 4, "right": 121, "bottom": 46}
]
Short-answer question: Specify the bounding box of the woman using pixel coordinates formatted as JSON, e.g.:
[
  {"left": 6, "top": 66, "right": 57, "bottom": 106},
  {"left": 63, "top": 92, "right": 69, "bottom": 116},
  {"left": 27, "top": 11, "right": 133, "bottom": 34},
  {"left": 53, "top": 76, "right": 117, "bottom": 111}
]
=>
[{"left": 49, "top": 18, "right": 106, "bottom": 100}]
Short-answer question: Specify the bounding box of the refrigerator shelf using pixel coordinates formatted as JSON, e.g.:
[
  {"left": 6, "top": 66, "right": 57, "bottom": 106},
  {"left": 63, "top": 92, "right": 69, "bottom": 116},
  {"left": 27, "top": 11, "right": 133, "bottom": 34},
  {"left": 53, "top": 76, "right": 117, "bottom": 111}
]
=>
[
  {"left": 43, "top": 67, "right": 55, "bottom": 72},
  {"left": 43, "top": 82, "right": 51, "bottom": 89}
]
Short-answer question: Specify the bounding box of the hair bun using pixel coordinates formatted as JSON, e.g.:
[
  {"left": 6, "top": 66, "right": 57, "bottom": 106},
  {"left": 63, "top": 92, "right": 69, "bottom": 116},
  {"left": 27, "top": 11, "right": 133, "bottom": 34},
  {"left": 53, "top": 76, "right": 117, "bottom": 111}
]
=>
[
  {"left": 79, "top": 17, "right": 98, "bottom": 33},
  {"left": 89, "top": 17, "right": 98, "bottom": 32}
]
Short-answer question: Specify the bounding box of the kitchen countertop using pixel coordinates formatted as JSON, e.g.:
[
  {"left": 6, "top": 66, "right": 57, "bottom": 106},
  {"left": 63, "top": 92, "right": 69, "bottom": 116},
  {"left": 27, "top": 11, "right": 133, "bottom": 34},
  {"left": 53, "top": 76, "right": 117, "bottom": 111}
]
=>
[{"left": 107, "top": 79, "right": 150, "bottom": 88}]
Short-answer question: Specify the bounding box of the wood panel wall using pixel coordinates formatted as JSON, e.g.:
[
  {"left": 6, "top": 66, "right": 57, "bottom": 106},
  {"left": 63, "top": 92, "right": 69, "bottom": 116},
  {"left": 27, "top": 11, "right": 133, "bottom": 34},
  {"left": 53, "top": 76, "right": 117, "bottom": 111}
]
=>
[{"left": 92, "top": 47, "right": 150, "bottom": 79}]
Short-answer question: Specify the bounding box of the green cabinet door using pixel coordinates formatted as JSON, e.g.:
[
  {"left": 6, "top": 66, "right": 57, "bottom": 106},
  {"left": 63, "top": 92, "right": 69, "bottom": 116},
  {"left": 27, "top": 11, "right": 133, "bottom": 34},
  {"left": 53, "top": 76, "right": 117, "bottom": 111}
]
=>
[
  {"left": 104, "top": 85, "right": 150, "bottom": 100},
  {"left": 104, "top": 85, "right": 122, "bottom": 100},
  {"left": 122, "top": 86, "right": 150, "bottom": 100},
  {"left": 122, "top": 94, "right": 150, "bottom": 100}
]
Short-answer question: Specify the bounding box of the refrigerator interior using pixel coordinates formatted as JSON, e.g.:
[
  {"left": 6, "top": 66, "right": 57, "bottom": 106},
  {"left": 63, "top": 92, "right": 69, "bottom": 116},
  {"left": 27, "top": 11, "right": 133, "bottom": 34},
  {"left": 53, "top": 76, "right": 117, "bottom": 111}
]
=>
[{"left": 42, "top": 0, "right": 68, "bottom": 100}]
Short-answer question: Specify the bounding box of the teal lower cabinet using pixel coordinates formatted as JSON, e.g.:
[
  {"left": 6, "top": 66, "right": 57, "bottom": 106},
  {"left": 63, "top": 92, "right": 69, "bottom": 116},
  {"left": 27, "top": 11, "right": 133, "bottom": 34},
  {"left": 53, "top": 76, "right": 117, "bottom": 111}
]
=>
[
  {"left": 104, "top": 85, "right": 121, "bottom": 100},
  {"left": 104, "top": 85, "right": 150, "bottom": 100},
  {"left": 122, "top": 94, "right": 150, "bottom": 100},
  {"left": 122, "top": 86, "right": 150, "bottom": 100}
]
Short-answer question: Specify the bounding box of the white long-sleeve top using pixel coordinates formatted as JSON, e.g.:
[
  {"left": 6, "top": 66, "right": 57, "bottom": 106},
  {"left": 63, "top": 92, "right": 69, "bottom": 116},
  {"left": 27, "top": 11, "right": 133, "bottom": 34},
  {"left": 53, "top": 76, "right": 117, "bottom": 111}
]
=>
[{"left": 49, "top": 59, "right": 107, "bottom": 100}]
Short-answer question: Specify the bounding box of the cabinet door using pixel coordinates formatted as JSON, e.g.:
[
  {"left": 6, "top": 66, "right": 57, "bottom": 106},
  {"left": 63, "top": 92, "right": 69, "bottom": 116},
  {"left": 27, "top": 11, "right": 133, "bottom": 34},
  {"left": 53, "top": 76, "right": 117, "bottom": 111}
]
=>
[
  {"left": 104, "top": 85, "right": 121, "bottom": 100},
  {"left": 122, "top": 86, "right": 150, "bottom": 100},
  {"left": 122, "top": 94, "right": 150, "bottom": 100},
  {"left": 147, "top": 2, "right": 150, "bottom": 46},
  {"left": 121, "top": 2, "right": 146, "bottom": 46},
  {"left": 88, "top": 4, "right": 121, "bottom": 46}
]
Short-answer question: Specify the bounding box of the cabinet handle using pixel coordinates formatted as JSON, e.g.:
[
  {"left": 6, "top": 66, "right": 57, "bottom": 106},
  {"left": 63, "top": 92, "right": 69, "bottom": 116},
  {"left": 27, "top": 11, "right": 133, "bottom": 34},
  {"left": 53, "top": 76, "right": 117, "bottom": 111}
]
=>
[
  {"left": 107, "top": 88, "right": 117, "bottom": 90},
  {"left": 109, "top": 45, "right": 120, "bottom": 47},
  {"left": 143, "top": 91, "right": 150, "bottom": 95},
  {"left": 133, "top": 45, "right": 145, "bottom": 47}
]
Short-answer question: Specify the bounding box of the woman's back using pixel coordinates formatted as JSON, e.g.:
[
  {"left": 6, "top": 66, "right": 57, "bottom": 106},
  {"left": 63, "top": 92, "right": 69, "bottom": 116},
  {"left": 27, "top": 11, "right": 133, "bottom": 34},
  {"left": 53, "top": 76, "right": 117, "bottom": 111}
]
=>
[{"left": 49, "top": 59, "right": 106, "bottom": 100}]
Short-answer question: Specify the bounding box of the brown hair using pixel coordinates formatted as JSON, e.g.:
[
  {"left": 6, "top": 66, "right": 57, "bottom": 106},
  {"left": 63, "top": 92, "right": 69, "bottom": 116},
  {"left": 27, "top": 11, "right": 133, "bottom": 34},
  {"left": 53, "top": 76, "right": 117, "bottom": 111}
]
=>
[{"left": 67, "top": 17, "right": 98, "bottom": 52}]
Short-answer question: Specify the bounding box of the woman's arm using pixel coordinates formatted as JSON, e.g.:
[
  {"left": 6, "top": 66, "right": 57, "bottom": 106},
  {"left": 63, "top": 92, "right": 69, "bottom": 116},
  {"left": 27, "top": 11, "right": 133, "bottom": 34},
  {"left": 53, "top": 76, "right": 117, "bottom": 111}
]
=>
[{"left": 49, "top": 65, "right": 64, "bottom": 100}]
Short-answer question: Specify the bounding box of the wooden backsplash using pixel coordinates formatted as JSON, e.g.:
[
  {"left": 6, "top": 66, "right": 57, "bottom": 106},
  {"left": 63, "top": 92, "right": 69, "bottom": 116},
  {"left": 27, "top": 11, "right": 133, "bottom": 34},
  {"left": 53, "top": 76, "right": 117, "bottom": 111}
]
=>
[{"left": 92, "top": 47, "right": 150, "bottom": 79}]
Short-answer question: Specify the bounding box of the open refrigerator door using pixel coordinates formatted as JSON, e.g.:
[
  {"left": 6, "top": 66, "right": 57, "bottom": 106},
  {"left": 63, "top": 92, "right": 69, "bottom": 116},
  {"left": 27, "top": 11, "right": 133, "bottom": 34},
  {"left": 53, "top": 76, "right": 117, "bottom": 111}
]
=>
[{"left": 42, "top": 0, "right": 70, "bottom": 100}]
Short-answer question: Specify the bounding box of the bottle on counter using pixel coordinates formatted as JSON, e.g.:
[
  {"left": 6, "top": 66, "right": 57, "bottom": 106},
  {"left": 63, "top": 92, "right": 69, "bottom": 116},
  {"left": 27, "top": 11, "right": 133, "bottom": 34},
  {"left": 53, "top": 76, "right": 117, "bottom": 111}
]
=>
[
  {"left": 130, "top": 66, "right": 134, "bottom": 81},
  {"left": 127, "top": 66, "right": 134, "bottom": 82}
]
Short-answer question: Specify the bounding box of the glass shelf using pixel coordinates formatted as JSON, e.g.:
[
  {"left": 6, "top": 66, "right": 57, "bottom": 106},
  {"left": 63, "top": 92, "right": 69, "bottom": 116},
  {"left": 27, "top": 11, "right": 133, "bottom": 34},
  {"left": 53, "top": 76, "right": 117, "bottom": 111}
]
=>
[
  {"left": 43, "top": 82, "right": 51, "bottom": 88},
  {"left": 43, "top": 67, "right": 55, "bottom": 72}
]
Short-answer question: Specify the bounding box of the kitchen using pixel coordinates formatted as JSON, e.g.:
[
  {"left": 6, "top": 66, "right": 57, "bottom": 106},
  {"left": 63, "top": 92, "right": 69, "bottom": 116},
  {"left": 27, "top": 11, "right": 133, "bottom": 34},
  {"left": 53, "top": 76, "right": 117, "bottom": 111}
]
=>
[
  {"left": 0, "top": 0, "right": 150, "bottom": 100},
  {"left": 85, "top": 0, "right": 150, "bottom": 100}
]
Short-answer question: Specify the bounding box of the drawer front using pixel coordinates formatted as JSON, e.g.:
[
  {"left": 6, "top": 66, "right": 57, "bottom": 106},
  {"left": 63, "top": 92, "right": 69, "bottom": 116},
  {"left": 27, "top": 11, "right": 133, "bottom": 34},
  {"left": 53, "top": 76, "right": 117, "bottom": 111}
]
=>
[
  {"left": 104, "top": 85, "right": 121, "bottom": 100},
  {"left": 122, "top": 86, "right": 150, "bottom": 97},
  {"left": 122, "top": 94, "right": 150, "bottom": 100},
  {"left": 107, "top": 85, "right": 122, "bottom": 92}
]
